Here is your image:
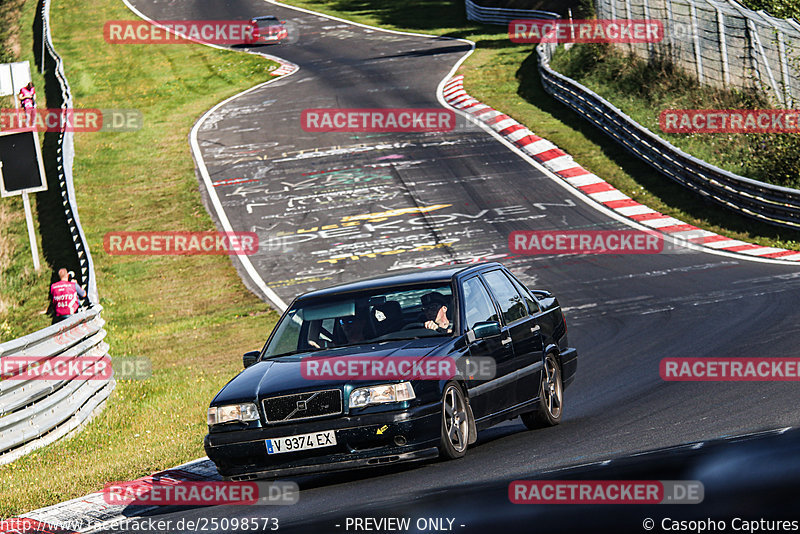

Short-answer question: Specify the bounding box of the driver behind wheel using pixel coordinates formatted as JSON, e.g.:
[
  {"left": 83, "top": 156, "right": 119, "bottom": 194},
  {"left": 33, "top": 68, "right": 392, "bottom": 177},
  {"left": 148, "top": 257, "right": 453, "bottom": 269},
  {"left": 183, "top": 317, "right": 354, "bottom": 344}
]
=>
[
  {"left": 421, "top": 292, "right": 452, "bottom": 334},
  {"left": 340, "top": 312, "right": 368, "bottom": 344}
]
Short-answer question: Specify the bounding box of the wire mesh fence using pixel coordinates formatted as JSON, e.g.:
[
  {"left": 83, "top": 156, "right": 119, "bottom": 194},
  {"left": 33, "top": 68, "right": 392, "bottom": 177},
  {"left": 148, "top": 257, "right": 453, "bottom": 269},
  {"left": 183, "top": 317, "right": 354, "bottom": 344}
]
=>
[{"left": 596, "top": 0, "right": 800, "bottom": 106}]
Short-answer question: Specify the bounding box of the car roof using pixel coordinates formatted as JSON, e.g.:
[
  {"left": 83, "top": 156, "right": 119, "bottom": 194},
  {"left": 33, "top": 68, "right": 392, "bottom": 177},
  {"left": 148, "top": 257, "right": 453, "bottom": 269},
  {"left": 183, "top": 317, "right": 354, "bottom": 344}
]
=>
[
  {"left": 295, "top": 262, "right": 504, "bottom": 302},
  {"left": 252, "top": 16, "right": 279, "bottom": 21}
]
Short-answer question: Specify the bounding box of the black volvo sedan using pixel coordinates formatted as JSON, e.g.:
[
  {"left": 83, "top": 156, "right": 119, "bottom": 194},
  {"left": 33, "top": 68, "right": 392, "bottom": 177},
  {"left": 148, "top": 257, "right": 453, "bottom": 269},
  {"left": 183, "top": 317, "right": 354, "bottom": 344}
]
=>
[{"left": 204, "top": 262, "right": 578, "bottom": 480}]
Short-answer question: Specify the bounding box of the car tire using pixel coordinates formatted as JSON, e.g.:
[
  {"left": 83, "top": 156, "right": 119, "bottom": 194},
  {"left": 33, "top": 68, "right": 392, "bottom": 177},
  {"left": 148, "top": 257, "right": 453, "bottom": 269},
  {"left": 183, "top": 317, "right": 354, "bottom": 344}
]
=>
[
  {"left": 439, "top": 382, "right": 471, "bottom": 459},
  {"left": 521, "top": 352, "right": 563, "bottom": 430}
]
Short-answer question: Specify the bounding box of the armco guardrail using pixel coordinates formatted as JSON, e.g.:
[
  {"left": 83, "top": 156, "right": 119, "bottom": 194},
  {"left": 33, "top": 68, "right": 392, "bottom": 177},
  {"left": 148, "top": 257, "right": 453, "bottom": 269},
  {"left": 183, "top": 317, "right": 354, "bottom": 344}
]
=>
[
  {"left": 465, "top": 0, "right": 558, "bottom": 25},
  {"left": 0, "top": 307, "right": 114, "bottom": 465},
  {"left": 40, "top": 0, "right": 98, "bottom": 303},
  {"left": 536, "top": 41, "right": 800, "bottom": 231},
  {"left": 0, "top": 0, "right": 114, "bottom": 464}
]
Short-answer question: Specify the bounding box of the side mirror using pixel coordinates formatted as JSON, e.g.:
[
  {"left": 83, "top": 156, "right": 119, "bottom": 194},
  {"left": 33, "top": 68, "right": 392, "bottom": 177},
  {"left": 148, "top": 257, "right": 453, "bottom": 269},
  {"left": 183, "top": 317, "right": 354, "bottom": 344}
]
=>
[
  {"left": 243, "top": 350, "right": 260, "bottom": 368},
  {"left": 467, "top": 321, "right": 501, "bottom": 342}
]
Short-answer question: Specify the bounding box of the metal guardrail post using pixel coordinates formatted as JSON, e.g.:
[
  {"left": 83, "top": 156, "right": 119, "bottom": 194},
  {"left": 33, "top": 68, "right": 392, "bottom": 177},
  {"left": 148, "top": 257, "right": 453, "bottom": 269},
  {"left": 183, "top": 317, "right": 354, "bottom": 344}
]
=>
[
  {"left": 688, "top": 0, "right": 706, "bottom": 83},
  {"left": 775, "top": 29, "right": 791, "bottom": 105},
  {"left": 747, "top": 17, "right": 781, "bottom": 103},
  {"left": 643, "top": 0, "right": 653, "bottom": 57},
  {"left": 758, "top": 11, "right": 792, "bottom": 106},
  {"left": 664, "top": 0, "right": 675, "bottom": 61},
  {"left": 714, "top": 2, "right": 732, "bottom": 87},
  {"left": 625, "top": 0, "right": 634, "bottom": 54}
]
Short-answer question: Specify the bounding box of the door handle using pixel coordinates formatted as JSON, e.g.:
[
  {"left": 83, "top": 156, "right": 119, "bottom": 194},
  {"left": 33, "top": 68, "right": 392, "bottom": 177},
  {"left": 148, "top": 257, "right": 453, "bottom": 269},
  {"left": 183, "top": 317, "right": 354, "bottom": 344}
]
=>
[
  {"left": 501, "top": 337, "right": 512, "bottom": 346},
  {"left": 530, "top": 325, "right": 540, "bottom": 333}
]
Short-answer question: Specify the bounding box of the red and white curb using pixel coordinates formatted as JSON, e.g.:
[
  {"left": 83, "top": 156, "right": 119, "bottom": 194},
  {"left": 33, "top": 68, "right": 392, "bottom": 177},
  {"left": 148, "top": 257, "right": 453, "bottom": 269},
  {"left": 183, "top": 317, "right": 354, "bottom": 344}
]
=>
[
  {"left": 443, "top": 75, "right": 800, "bottom": 263},
  {"left": 270, "top": 59, "right": 297, "bottom": 76},
  {"left": 0, "top": 459, "right": 218, "bottom": 534}
]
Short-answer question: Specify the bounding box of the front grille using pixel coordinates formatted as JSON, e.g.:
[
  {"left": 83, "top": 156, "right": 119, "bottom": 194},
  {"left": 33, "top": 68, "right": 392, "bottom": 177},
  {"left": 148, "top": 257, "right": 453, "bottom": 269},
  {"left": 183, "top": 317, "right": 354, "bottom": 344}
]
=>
[{"left": 262, "top": 389, "right": 343, "bottom": 424}]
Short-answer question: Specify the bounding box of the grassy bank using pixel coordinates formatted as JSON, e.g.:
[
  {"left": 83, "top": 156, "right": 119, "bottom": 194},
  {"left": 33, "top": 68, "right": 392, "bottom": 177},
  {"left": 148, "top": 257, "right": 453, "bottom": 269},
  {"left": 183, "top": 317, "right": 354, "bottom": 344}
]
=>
[
  {"left": 471, "top": 44, "right": 800, "bottom": 250},
  {"left": 551, "top": 44, "right": 800, "bottom": 190},
  {"left": 0, "top": 0, "right": 49, "bottom": 340},
  {"left": 540, "top": 44, "right": 800, "bottom": 248},
  {"left": 0, "top": 0, "right": 280, "bottom": 516},
  {"left": 3, "top": 0, "right": 799, "bottom": 518}
]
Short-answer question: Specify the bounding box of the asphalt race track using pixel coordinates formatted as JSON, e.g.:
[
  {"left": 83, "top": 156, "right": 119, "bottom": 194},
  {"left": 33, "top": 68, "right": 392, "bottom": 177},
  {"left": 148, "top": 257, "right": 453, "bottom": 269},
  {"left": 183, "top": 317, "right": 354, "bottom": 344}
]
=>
[{"left": 109, "top": 0, "right": 800, "bottom": 530}]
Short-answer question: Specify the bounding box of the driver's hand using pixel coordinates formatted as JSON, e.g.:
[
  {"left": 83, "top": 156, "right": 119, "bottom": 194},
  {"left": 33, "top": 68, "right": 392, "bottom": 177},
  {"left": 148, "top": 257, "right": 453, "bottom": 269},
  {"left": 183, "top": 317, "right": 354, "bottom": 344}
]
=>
[{"left": 424, "top": 320, "right": 438, "bottom": 330}]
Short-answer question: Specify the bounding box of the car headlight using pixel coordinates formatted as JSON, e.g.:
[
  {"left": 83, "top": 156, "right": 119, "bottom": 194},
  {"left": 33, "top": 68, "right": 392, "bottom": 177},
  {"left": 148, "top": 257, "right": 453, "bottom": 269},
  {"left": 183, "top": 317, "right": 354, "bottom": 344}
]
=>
[
  {"left": 207, "top": 403, "right": 259, "bottom": 425},
  {"left": 349, "top": 382, "right": 416, "bottom": 408}
]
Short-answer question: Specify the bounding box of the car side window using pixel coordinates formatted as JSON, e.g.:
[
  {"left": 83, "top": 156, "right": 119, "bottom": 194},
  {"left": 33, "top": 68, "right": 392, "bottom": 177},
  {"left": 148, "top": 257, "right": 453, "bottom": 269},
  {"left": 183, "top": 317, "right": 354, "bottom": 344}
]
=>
[
  {"left": 462, "top": 277, "right": 499, "bottom": 330},
  {"left": 483, "top": 270, "right": 528, "bottom": 324},
  {"left": 506, "top": 272, "right": 540, "bottom": 314}
]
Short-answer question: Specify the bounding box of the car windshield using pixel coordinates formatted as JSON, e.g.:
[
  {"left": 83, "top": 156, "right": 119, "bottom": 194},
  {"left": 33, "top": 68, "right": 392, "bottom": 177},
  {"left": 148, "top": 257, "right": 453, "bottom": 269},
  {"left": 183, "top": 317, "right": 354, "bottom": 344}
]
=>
[
  {"left": 263, "top": 283, "right": 455, "bottom": 357},
  {"left": 255, "top": 17, "right": 279, "bottom": 27}
]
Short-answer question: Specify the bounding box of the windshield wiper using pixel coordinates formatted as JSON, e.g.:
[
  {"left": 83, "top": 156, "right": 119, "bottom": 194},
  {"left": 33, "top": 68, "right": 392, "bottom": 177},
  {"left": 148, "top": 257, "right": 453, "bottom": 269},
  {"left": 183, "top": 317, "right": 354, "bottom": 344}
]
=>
[{"left": 265, "top": 346, "right": 326, "bottom": 359}]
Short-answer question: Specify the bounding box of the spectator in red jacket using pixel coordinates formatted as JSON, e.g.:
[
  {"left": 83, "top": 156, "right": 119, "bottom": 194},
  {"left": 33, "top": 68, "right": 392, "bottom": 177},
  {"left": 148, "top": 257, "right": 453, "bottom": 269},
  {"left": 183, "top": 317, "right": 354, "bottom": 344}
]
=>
[
  {"left": 41, "top": 268, "right": 86, "bottom": 322},
  {"left": 18, "top": 82, "right": 36, "bottom": 126}
]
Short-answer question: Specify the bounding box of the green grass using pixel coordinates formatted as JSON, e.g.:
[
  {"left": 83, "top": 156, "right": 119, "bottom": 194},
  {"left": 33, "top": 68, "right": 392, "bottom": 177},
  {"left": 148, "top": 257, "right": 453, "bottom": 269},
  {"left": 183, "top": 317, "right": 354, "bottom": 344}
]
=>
[
  {"left": 739, "top": 0, "right": 800, "bottom": 18},
  {"left": 0, "top": 187, "right": 50, "bottom": 341},
  {"left": 0, "top": 0, "right": 50, "bottom": 340},
  {"left": 0, "top": 0, "right": 281, "bottom": 516},
  {"left": 0, "top": 0, "right": 24, "bottom": 63},
  {"left": 3, "top": 0, "right": 800, "bottom": 517}
]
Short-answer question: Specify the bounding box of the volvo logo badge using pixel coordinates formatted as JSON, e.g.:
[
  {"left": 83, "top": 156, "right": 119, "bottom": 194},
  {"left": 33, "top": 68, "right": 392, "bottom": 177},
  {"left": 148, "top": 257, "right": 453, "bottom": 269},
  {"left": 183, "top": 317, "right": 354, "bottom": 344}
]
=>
[{"left": 296, "top": 400, "right": 307, "bottom": 411}]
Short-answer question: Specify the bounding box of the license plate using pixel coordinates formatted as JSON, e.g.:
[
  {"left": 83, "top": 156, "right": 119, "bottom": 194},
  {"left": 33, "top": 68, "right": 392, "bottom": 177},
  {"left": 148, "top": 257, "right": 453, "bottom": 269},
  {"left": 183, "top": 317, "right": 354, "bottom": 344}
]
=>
[{"left": 265, "top": 430, "right": 336, "bottom": 455}]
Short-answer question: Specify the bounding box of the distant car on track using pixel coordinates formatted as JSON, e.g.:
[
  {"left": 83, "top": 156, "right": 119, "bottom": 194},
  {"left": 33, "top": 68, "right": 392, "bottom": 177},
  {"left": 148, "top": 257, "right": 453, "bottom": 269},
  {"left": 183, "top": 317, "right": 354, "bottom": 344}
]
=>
[
  {"left": 204, "top": 262, "right": 578, "bottom": 480},
  {"left": 244, "top": 16, "right": 289, "bottom": 45}
]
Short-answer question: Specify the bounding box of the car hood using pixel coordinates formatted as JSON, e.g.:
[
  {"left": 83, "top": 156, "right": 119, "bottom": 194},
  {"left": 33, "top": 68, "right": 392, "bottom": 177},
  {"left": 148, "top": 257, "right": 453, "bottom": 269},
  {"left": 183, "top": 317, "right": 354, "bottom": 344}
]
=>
[{"left": 211, "top": 338, "right": 449, "bottom": 405}]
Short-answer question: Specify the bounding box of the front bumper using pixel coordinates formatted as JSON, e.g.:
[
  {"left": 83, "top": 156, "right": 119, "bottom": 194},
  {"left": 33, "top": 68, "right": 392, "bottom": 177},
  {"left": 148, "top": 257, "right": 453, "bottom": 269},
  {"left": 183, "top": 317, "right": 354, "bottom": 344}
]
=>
[{"left": 204, "top": 402, "right": 441, "bottom": 480}]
